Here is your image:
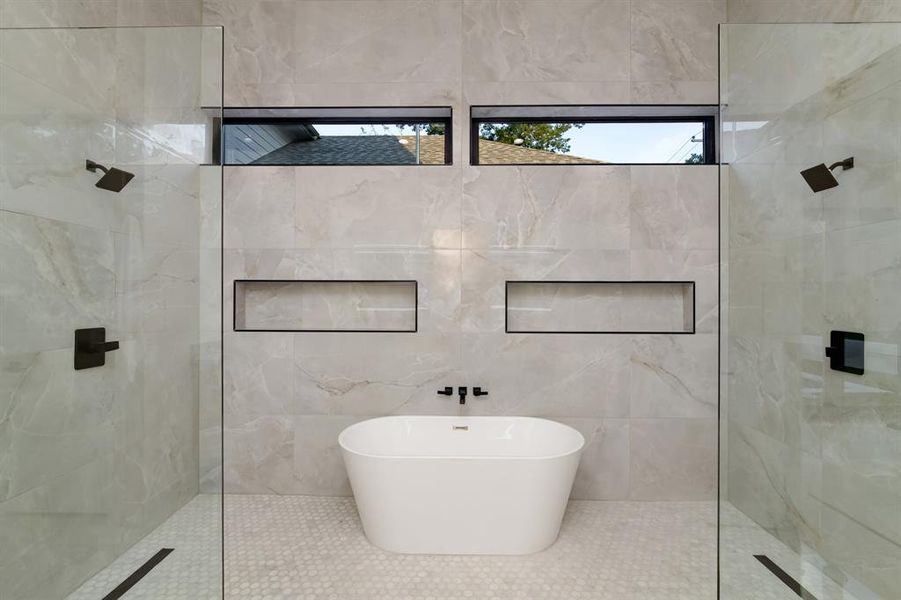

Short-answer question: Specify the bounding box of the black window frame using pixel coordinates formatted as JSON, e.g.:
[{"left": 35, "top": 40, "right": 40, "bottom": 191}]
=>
[
  {"left": 470, "top": 104, "right": 718, "bottom": 166},
  {"left": 222, "top": 106, "right": 453, "bottom": 166}
]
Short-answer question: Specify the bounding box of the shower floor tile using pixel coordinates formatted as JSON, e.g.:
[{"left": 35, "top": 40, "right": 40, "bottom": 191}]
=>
[
  {"left": 65, "top": 494, "right": 874, "bottom": 599},
  {"left": 66, "top": 494, "right": 222, "bottom": 600},
  {"left": 223, "top": 495, "right": 717, "bottom": 600},
  {"left": 720, "top": 503, "right": 866, "bottom": 600}
]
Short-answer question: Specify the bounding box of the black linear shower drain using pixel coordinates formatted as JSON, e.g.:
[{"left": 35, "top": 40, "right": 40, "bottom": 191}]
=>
[
  {"left": 102, "top": 548, "right": 174, "bottom": 600},
  {"left": 754, "top": 555, "right": 819, "bottom": 600}
]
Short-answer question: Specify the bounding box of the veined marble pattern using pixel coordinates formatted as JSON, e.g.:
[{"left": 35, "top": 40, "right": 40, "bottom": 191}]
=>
[
  {"left": 206, "top": 0, "right": 722, "bottom": 106},
  {"left": 727, "top": 0, "right": 901, "bottom": 24},
  {"left": 631, "top": 0, "right": 723, "bottom": 83},
  {"left": 224, "top": 494, "right": 716, "bottom": 600},
  {"left": 224, "top": 162, "right": 718, "bottom": 501},
  {"left": 296, "top": 167, "right": 462, "bottom": 250},
  {"left": 462, "top": 0, "right": 631, "bottom": 83},
  {"left": 462, "top": 166, "right": 630, "bottom": 251},
  {"left": 0, "top": 1, "right": 202, "bottom": 28},
  {"left": 211, "top": 0, "right": 721, "bottom": 509},
  {"left": 295, "top": 0, "right": 462, "bottom": 84}
]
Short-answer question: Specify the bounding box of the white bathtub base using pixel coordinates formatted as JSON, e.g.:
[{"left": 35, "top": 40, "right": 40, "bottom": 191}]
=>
[{"left": 339, "top": 416, "right": 584, "bottom": 555}]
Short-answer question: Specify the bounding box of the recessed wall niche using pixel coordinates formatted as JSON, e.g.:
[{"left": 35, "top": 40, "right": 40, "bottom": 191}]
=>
[
  {"left": 234, "top": 280, "right": 418, "bottom": 332},
  {"left": 505, "top": 281, "right": 695, "bottom": 334}
]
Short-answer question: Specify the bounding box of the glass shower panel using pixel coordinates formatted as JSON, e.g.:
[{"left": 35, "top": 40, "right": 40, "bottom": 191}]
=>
[
  {"left": 720, "top": 23, "right": 901, "bottom": 600},
  {"left": 0, "top": 26, "right": 222, "bottom": 599}
]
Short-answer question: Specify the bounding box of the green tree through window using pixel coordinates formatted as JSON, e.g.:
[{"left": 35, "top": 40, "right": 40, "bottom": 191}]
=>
[{"left": 479, "top": 122, "right": 583, "bottom": 153}]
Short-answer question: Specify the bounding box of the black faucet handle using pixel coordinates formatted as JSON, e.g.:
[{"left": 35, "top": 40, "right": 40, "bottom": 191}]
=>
[
  {"left": 473, "top": 387, "right": 488, "bottom": 397},
  {"left": 437, "top": 387, "right": 453, "bottom": 396}
]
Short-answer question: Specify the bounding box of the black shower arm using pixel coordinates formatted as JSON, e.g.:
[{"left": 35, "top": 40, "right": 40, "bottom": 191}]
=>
[
  {"left": 828, "top": 157, "right": 854, "bottom": 171},
  {"left": 85, "top": 159, "right": 110, "bottom": 174}
]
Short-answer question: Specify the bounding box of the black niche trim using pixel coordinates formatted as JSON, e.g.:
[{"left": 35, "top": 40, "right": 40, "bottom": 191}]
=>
[
  {"left": 754, "top": 555, "right": 820, "bottom": 600},
  {"left": 102, "top": 548, "right": 174, "bottom": 600},
  {"left": 504, "top": 280, "right": 696, "bottom": 335},
  {"left": 233, "top": 279, "right": 419, "bottom": 333}
]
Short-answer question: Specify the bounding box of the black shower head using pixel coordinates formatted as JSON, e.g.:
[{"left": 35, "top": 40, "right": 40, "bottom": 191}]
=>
[
  {"left": 800, "top": 156, "right": 854, "bottom": 193},
  {"left": 85, "top": 159, "right": 134, "bottom": 192}
]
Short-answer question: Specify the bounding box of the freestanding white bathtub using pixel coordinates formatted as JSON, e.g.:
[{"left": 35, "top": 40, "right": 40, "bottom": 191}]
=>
[{"left": 338, "top": 415, "right": 585, "bottom": 555}]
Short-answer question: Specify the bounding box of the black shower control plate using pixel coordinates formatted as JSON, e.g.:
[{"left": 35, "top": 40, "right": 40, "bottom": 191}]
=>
[
  {"left": 74, "top": 327, "right": 120, "bottom": 370},
  {"left": 825, "top": 330, "right": 864, "bottom": 375}
]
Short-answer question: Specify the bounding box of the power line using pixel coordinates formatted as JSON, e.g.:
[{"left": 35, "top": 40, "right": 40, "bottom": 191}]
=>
[{"left": 666, "top": 129, "right": 703, "bottom": 163}]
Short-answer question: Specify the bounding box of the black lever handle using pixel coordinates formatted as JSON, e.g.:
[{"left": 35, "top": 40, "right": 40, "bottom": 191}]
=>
[
  {"left": 473, "top": 387, "right": 488, "bottom": 396},
  {"left": 90, "top": 340, "right": 119, "bottom": 353},
  {"left": 437, "top": 387, "right": 453, "bottom": 396}
]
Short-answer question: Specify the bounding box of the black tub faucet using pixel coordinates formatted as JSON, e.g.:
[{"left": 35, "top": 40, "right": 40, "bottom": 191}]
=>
[{"left": 457, "top": 386, "right": 467, "bottom": 405}]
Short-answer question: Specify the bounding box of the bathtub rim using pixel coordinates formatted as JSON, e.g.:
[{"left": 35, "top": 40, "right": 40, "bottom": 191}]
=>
[{"left": 338, "top": 415, "right": 586, "bottom": 461}]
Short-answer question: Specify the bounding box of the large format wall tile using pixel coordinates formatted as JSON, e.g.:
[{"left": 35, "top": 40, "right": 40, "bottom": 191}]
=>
[
  {"left": 631, "top": 418, "right": 717, "bottom": 500},
  {"left": 296, "top": 167, "right": 462, "bottom": 250},
  {"left": 224, "top": 166, "right": 294, "bottom": 249},
  {"left": 556, "top": 418, "right": 631, "bottom": 500},
  {"left": 215, "top": 0, "right": 723, "bottom": 505},
  {"left": 293, "top": 333, "right": 461, "bottom": 416},
  {"left": 630, "top": 335, "right": 718, "bottom": 419},
  {"left": 224, "top": 331, "right": 294, "bottom": 428},
  {"left": 462, "top": 0, "right": 630, "bottom": 83},
  {"left": 0, "top": 0, "right": 202, "bottom": 27},
  {"left": 463, "top": 334, "right": 630, "bottom": 419},
  {"left": 224, "top": 414, "right": 362, "bottom": 495},
  {"left": 461, "top": 249, "right": 631, "bottom": 333},
  {"left": 728, "top": 0, "right": 901, "bottom": 23},
  {"left": 0, "top": 211, "right": 117, "bottom": 353},
  {"left": 631, "top": 1, "right": 723, "bottom": 84},
  {"left": 295, "top": 0, "right": 462, "bottom": 84},
  {"left": 0, "top": 0, "right": 116, "bottom": 27},
  {"left": 202, "top": 0, "right": 295, "bottom": 87},
  {"left": 630, "top": 166, "right": 718, "bottom": 251},
  {"left": 463, "top": 166, "right": 630, "bottom": 250},
  {"left": 116, "top": 0, "right": 201, "bottom": 26}
]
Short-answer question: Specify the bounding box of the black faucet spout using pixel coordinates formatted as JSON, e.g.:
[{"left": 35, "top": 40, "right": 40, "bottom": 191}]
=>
[{"left": 458, "top": 386, "right": 468, "bottom": 405}]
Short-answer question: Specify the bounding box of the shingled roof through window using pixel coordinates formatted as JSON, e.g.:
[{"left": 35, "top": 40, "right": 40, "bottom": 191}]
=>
[{"left": 250, "top": 135, "right": 602, "bottom": 165}]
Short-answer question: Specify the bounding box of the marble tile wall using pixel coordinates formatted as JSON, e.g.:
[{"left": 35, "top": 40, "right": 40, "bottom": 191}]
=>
[
  {"left": 0, "top": 16, "right": 220, "bottom": 600},
  {"left": 727, "top": 0, "right": 901, "bottom": 23},
  {"left": 211, "top": 0, "right": 723, "bottom": 503},
  {"left": 0, "top": 0, "right": 202, "bottom": 27},
  {"left": 222, "top": 162, "right": 718, "bottom": 501},
  {"left": 722, "top": 24, "right": 901, "bottom": 599}
]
